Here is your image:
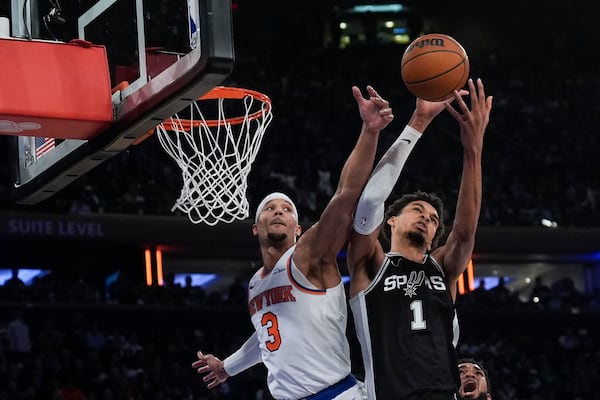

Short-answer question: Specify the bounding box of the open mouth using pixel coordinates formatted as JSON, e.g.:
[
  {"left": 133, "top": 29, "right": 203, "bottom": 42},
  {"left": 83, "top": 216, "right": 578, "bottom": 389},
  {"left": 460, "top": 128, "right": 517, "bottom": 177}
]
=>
[{"left": 464, "top": 381, "right": 477, "bottom": 393}]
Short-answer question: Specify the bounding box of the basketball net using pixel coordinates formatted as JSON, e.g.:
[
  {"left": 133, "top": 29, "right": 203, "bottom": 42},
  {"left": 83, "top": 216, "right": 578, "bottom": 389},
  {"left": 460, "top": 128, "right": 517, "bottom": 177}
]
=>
[{"left": 155, "top": 86, "right": 273, "bottom": 225}]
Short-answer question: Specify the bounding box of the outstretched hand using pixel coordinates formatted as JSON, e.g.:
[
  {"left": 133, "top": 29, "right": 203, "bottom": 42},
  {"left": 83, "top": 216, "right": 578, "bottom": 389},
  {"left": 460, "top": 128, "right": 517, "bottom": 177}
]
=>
[
  {"left": 414, "top": 89, "right": 469, "bottom": 121},
  {"left": 352, "top": 85, "right": 394, "bottom": 133},
  {"left": 191, "top": 351, "right": 229, "bottom": 389},
  {"left": 445, "top": 78, "right": 493, "bottom": 151}
]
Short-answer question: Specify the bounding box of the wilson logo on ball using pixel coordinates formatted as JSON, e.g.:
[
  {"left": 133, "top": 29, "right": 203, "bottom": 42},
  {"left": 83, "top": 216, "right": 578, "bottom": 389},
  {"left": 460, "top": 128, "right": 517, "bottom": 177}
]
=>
[
  {"left": 401, "top": 33, "right": 469, "bottom": 102},
  {"left": 405, "top": 37, "right": 445, "bottom": 52}
]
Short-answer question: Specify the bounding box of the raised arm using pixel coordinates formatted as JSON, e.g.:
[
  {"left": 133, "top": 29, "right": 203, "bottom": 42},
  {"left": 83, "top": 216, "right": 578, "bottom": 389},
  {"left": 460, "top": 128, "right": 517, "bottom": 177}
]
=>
[
  {"left": 432, "top": 78, "right": 493, "bottom": 300},
  {"left": 348, "top": 95, "right": 459, "bottom": 296},
  {"left": 295, "top": 86, "right": 393, "bottom": 288}
]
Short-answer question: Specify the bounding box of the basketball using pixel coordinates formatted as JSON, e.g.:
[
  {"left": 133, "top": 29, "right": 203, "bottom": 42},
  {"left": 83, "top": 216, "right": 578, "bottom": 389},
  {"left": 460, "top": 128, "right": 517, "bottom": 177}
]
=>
[{"left": 401, "top": 33, "right": 469, "bottom": 102}]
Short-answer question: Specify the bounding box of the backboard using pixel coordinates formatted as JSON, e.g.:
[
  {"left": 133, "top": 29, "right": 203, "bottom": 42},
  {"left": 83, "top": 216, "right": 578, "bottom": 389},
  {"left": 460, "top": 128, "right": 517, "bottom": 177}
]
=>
[{"left": 3, "top": 0, "right": 234, "bottom": 204}]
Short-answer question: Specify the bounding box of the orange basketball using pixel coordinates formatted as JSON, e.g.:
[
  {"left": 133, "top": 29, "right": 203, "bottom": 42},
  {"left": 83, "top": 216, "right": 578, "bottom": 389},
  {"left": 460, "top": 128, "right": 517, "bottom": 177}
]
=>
[{"left": 401, "top": 33, "right": 469, "bottom": 102}]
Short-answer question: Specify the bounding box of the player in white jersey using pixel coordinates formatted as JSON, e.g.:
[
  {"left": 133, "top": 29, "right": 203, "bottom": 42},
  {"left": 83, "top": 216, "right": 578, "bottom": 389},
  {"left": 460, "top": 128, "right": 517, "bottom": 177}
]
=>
[
  {"left": 247, "top": 245, "right": 352, "bottom": 399},
  {"left": 191, "top": 85, "right": 395, "bottom": 399}
]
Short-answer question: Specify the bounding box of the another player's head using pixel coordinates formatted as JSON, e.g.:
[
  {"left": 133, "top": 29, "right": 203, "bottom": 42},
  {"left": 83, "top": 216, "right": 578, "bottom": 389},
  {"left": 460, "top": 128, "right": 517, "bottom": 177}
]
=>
[
  {"left": 383, "top": 191, "right": 445, "bottom": 250},
  {"left": 457, "top": 358, "right": 492, "bottom": 400},
  {"left": 253, "top": 192, "right": 301, "bottom": 244}
]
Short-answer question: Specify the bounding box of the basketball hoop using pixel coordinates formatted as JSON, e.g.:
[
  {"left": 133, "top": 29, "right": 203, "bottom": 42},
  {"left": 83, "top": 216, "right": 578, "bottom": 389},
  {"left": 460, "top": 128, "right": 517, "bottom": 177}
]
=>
[{"left": 155, "top": 86, "right": 273, "bottom": 226}]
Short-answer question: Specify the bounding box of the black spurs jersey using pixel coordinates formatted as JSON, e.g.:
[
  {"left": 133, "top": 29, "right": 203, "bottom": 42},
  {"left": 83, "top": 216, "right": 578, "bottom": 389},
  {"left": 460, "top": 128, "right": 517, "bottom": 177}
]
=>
[{"left": 349, "top": 252, "right": 460, "bottom": 400}]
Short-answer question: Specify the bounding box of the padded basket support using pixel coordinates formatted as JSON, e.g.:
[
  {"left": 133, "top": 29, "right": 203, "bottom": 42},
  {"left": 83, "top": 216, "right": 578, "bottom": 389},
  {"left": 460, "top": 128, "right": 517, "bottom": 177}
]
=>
[{"left": 0, "top": 38, "right": 113, "bottom": 140}]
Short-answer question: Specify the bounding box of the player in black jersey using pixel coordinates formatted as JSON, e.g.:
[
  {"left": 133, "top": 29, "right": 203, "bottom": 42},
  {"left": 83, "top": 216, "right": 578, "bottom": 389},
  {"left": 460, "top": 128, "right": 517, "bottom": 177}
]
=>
[
  {"left": 347, "top": 79, "right": 493, "bottom": 399},
  {"left": 457, "top": 358, "right": 492, "bottom": 400}
]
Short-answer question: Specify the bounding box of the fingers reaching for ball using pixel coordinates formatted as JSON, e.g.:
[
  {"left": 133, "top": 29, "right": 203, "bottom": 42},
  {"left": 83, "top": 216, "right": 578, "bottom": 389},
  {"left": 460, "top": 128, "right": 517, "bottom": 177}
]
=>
[
  {"left": 353, "top": 85, "right": 394, "bottom": 133},
  {"left": 445, "top": 78, "right": 493, "bottom": 150}
]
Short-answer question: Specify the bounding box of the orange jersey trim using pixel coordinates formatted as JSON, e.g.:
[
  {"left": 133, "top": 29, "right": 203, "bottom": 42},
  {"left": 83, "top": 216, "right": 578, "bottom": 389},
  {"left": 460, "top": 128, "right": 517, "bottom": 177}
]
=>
[{"left": 287, "top": 255, "right": 326, "bottom": 295}]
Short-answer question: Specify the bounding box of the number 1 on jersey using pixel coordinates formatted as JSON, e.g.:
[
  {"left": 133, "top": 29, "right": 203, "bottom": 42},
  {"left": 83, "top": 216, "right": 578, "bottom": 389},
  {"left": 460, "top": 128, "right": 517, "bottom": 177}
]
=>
[{"left": 410, "top": 300, "right": 427, "bottom": 330}]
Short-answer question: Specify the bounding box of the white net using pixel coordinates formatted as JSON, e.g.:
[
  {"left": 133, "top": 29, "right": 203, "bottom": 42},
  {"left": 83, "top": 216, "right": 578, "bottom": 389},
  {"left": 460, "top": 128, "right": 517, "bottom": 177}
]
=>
[{"left": 155, "top": 87, "right": 273, "bottom": 225}]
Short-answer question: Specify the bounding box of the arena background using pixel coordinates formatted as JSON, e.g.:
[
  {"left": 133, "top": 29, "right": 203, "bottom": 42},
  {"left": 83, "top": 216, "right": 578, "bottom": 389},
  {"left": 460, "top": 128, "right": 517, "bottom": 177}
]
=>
[{"left": 1, "top": 1, "right": 599, "bottom": 399}]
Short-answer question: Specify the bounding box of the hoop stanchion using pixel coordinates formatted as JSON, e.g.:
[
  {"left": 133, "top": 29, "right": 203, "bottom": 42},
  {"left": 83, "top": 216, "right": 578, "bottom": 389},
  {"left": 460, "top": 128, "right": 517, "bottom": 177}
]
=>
[{"left": 155, "top": 86, "right": 273, "bottom": 226}]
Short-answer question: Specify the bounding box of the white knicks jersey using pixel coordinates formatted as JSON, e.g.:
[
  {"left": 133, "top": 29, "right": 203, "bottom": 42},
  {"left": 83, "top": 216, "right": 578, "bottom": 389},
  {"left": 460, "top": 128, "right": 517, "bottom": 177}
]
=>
[{"left": 248, "top": 245, "right": 351, "bottom": 399}]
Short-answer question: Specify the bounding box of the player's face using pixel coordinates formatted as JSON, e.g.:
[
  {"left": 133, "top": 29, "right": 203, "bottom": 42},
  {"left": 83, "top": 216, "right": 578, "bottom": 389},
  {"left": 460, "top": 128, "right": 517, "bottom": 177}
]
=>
[
  {"left": 389, "top": 201, "right": 439, "bottom": 248},
  {"left": 253, "top": 199, "right": 300, "bottom": 243},
  {"left": 458, "top": 363, "right": 490, "bottom": 400}
]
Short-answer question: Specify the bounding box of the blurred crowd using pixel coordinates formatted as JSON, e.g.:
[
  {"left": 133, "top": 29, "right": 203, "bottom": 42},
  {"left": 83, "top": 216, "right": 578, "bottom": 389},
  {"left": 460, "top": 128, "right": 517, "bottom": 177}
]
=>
[
  {"left": 456, "top": 275, "right": 600, "bottom": 313},
  {"left": 0, "top": 307, "right": 267, "bottom": 400},
  {"left": 1, "top": 3, "right": 599, "bottom": 400},
  {"left": 1, "top": 3, "right": 599, "bottom": 228},
  {"left": 458, "top": 326, "right": 600, "bottom": 400},
  {"left": 1, "top": 268, "right": 599, "bottom": 313},
  {"left": 1, "top": 272, "right": 600, "bottom": 400}
]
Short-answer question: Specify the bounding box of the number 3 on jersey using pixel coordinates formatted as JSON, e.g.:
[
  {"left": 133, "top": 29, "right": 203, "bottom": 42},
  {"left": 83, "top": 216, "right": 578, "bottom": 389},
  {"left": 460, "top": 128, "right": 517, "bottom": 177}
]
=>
[
  {"left": 410, "top": 300, "right": 427, "bottom": 330},
  {"left": 261, "top": 311, "right": 282, "bottom": 351}
]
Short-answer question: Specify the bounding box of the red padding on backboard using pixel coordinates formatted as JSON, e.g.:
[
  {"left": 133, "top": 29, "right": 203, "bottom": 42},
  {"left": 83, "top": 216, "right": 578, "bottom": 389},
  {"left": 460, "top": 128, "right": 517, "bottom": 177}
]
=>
[{"left": 0, "top": 38, "right": 113, "bottom": 140}]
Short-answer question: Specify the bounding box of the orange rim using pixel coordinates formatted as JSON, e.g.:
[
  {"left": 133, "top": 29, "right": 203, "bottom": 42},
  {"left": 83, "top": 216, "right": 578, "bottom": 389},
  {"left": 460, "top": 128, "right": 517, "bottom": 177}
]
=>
[{"left": 160, "top": 86, "right": 272, "bottom": 129}]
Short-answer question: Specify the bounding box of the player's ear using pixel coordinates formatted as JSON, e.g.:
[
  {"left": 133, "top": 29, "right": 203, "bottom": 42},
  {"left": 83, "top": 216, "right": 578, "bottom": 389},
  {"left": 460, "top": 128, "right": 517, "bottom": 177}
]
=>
[{"left": 294, "top": 224, "right": 302, "bottom": 240}]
